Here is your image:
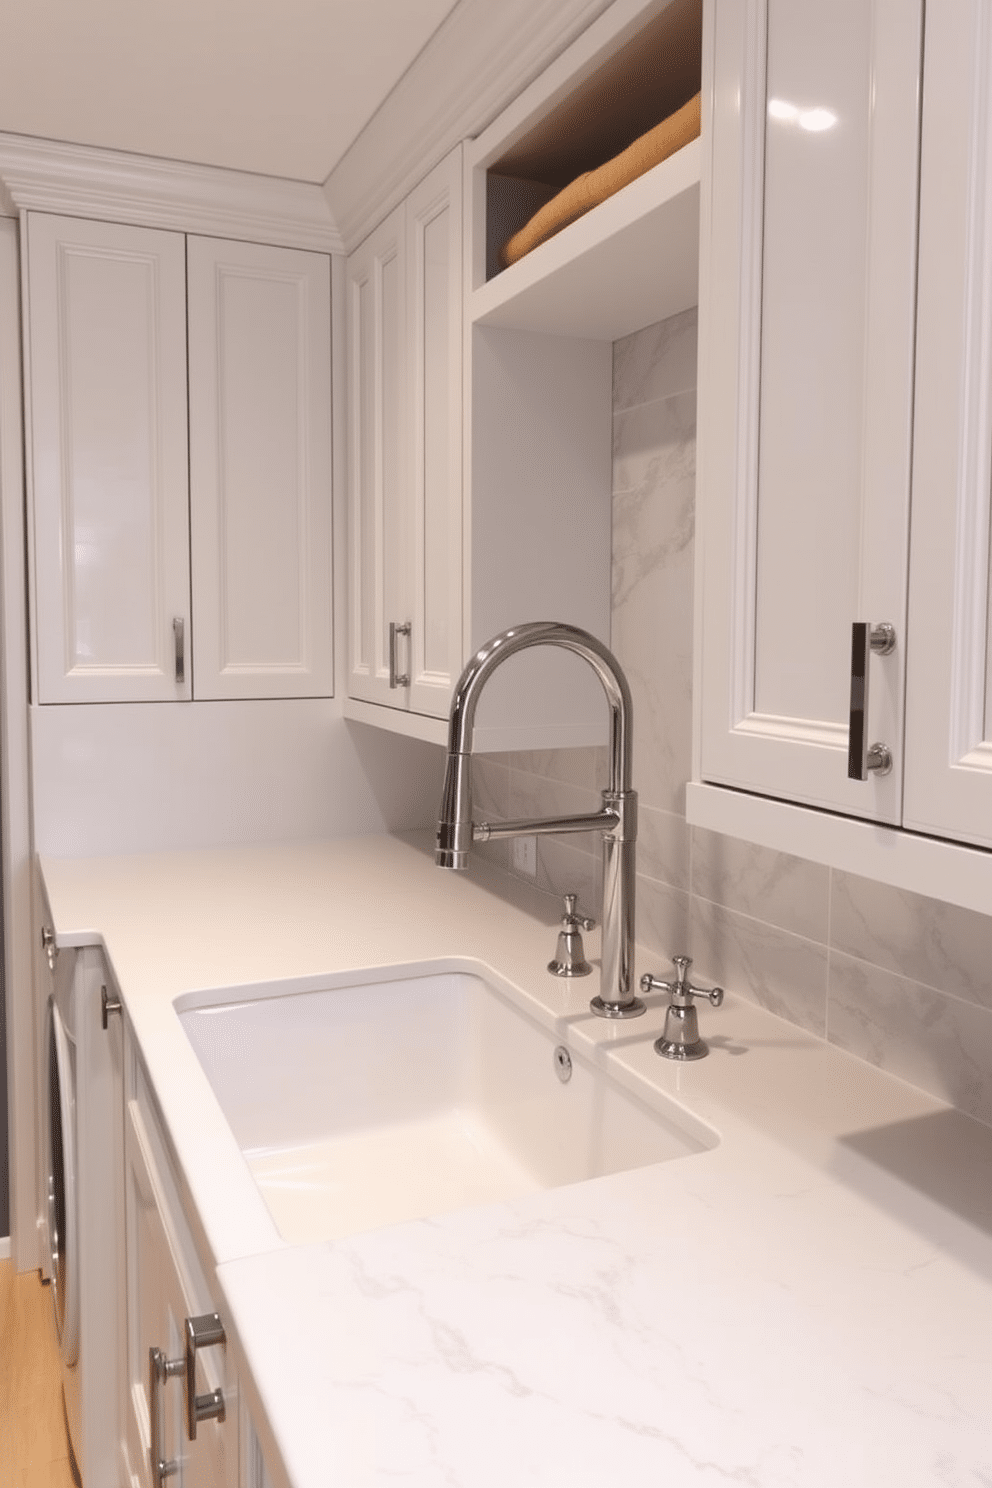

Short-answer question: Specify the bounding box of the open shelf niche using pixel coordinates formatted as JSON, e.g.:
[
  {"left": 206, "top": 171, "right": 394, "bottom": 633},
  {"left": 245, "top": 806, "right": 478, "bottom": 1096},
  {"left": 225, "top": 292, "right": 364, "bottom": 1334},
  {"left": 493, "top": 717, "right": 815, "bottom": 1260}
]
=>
[{"left": 467, "top": 0, "right": 703, "bottom": 342}]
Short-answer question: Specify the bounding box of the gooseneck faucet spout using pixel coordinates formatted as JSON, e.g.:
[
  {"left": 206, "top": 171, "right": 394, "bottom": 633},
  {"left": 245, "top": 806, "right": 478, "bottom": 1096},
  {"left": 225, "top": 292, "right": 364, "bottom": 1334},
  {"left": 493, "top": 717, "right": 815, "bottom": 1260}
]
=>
[{"left": 435, "top": 622, "right": 644, "bottom": 1019}]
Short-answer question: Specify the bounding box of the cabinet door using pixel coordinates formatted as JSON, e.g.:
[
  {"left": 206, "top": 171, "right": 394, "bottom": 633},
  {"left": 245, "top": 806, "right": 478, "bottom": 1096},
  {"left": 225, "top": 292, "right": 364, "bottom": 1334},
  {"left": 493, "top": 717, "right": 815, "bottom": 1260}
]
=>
[
  {"left": 697, "top": 0, "right": 921, "bottom": 820},
  {"left": 187, "top": 238, "right": 333, "bottom": 700},
  {"left": 27, "top": 213, "right": 191, "bottom": 703},
  {"left": 346, "top": 148, "right": 463, "bottom": 721},
  {"left": 123, "top": 1077, "right": 237, "bottom": 1488},
  {"left": 903, "top": 0, "right": 992, "bottom": 850},
  {"left": 346, "top": 203, "right": 408, "bottom": 710},
  {"left": 405, "top": 148, "right": 463, "bottom": 720}
]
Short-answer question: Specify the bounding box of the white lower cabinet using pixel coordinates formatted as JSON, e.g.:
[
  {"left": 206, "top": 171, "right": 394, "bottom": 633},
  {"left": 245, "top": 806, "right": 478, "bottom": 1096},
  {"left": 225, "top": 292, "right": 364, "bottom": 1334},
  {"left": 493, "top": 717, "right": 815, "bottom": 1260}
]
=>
[
  {"left": 26, "top": 214, "right": 333, "bottom": 705},
  {"left": 122, "top": 1036, "right": 238, "bottom": 1488}
]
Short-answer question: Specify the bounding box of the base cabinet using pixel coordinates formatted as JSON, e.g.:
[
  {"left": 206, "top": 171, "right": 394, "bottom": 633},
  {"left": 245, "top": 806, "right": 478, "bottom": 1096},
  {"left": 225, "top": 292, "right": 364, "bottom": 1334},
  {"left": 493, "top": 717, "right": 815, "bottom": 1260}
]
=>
[
  {"left": 38, "top": 939, "right": 128, "bottom": 1487},
  {"left": 122, "top": 1033, "right": 238, "bottom": 1488}
]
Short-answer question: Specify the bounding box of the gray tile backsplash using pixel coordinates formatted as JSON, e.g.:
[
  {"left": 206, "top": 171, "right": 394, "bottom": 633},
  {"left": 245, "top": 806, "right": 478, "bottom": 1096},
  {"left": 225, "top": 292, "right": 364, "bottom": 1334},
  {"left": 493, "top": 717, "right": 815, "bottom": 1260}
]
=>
[
  {"left": 691, "top": 828, "right": 830, "bottom": 945},
  {"left": 489, "top": 303, "right": 992, "bottom": 1128}
]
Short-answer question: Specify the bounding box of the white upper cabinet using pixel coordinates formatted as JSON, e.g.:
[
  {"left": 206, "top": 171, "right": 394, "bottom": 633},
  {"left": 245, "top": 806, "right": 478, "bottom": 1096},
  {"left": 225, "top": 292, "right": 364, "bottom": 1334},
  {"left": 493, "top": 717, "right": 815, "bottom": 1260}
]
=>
[
  {"left": 187, "top": 237, "right": 333, "bottom": 700},
  {"left": 27, "top": 215, "right": 333, "bottom": 705},
  {"left": 27, "top": 214, "right": 192, "bottom": 703},
  {"left": 696, "top": 0, "right": 922, "bottom": 822},
  {"left": 902, "top": 0, "right": 992, "bottom": 851},
  {"left": 346, "top": 147, "right": 462, "bottom": 726}
]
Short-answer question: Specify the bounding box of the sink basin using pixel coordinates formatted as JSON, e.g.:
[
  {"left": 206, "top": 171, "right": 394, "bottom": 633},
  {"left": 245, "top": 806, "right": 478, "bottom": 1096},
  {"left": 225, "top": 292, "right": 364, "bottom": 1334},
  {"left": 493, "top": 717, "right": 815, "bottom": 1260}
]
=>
[{"left": 177, "top": 968, "right": 717, "bottom": 1245}]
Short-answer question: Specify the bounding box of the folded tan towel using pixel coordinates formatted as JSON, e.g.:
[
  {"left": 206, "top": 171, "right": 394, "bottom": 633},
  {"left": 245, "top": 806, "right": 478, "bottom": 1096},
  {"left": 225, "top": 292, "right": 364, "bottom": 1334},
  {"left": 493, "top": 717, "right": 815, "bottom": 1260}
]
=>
[{"left": 499, "top": 90, "right": 702, "bottom": 268}]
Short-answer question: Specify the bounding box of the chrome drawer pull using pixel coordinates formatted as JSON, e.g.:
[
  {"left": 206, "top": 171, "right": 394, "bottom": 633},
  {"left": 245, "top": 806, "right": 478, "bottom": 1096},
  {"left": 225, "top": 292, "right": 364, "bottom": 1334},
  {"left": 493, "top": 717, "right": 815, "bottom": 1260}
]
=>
[
  {"left": 388, "top": 620, "right": 411, "bottom": 688},
  {"left": 149, "top": 1346, "right": 184, "bottom": 1487},
  {"left": 184, "top": 1312, "right": 226, "bottom": 1440},
  {"left": 847, "top": 621, "right": 895, "bottom": 780}
]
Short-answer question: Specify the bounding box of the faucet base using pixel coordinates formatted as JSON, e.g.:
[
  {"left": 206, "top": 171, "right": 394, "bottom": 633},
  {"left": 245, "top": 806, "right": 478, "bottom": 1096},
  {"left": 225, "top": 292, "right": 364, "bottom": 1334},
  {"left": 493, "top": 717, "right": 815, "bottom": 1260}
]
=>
[
  {"left": 654, "top": 1034, "right": 710, "bottom": 1061},
  {"left": 589, "top": 994, "right": 646, "bottom": 1020}
]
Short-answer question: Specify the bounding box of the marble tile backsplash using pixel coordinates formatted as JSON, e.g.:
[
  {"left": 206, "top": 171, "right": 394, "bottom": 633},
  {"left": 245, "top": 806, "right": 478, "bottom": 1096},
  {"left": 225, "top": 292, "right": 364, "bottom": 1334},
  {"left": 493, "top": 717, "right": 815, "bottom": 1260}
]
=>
[{"left": 479, "top": 303, "right": 992, "bottom": 1130}]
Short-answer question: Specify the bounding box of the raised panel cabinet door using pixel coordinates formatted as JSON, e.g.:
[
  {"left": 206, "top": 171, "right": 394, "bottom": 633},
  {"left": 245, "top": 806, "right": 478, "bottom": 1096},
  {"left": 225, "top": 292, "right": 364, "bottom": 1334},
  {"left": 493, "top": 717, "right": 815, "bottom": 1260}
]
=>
[
  {"left": 903, "top": 0, "right": 992, "bottom": 850},
  {"left": 27, "top": 213, "right": 191, "bottom": 703},
  {"left": 346, "top": 204, "right": 409, "bottom": 710},
  {"left": 123, "top": 1088, "right": 237, "bottom": 1488},
  {"left": 122, "top": 1099, "right": 177, "bottom": 1488},
  {"left": 188, "top": 238, "right": 333, "bottom": 700},
  {"left": 697, "top": 0, "right": 921, "bottom": 820},
  {"left": 406, "top": 147, "right": 463, "bottom": 720}
]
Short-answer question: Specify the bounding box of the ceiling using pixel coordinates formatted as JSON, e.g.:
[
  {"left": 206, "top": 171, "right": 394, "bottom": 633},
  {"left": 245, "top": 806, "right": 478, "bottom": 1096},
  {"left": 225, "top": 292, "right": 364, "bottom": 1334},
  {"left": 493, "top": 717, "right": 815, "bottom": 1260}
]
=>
[{"left": 0, "top": 0, "right": 462, "bottom": 185}]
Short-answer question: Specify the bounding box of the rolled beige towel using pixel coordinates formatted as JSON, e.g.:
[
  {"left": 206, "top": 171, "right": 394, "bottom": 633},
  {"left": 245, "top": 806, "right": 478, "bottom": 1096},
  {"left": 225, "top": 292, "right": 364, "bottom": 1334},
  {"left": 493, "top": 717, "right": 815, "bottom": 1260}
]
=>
[{"left": 499, "top": 90, "right": 702, "bottom": 269}]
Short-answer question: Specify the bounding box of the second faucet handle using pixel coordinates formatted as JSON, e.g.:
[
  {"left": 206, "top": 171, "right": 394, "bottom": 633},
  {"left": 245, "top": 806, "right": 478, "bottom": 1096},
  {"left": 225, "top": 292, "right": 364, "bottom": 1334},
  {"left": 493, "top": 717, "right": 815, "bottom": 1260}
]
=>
[
  {"left": 641, "top": 955, "right": 724, "bottom": 1007},
  {"left": 562, "top": 893, "right": 595, "bottom": 931},
  {"left": 640, "top": 954, "right": 724, "bottom": 1061},
  {"left": 547, "top": 893, "right": 595, "bottom": 978}
]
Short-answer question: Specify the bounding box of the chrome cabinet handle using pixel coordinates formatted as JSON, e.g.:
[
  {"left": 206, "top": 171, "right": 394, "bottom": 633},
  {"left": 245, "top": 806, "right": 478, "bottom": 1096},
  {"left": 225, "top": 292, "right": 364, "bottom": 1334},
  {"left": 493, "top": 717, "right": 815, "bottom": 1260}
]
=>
[
  {"left": 100, "top": 984, "right": 122, "bottom": 1031},
  {"left": 149, "top": 1346, "right": 184, "bottom": 1486},
  {"left": 173, "top": 617, "right": 185, "bottom": 686},
  {"left": 847, "top": 622, "right": 895, "bottom": 780},
  {"left": 184, "top": 1313, "right": 226, "bottom": 1441},
  {"left": 41, "top": 925, "right": 57, "bottom": 973},
  {"left": 388, "top": 620, "right": 411, "bottom": 689}
]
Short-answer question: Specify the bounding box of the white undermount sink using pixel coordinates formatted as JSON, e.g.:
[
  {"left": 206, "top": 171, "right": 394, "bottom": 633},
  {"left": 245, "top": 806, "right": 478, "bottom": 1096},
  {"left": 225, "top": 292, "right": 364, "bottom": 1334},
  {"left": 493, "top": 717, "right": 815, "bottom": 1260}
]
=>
[{"left": 177, "top": 968, "right": 717, "bottom": 1245}]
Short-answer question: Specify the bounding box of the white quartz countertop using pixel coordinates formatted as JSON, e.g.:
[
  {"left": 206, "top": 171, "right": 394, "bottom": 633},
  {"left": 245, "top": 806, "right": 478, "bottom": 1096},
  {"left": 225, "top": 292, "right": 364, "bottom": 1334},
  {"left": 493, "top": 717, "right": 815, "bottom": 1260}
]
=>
[{"left": 39, "top": 833, "right": 992, "bottom": 1487}]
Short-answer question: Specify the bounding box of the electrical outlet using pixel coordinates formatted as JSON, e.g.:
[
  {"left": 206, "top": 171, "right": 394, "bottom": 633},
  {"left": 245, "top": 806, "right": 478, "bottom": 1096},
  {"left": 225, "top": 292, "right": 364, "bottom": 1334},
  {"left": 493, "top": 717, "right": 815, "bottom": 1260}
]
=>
[{"left": 512, "top": 834, "right": 538, "bottom": 877}]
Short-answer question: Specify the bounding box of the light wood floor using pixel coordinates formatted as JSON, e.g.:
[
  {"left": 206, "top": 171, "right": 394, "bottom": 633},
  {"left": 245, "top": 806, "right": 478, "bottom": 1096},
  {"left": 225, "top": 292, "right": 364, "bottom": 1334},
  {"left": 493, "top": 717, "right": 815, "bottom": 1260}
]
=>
[{"left": 0, "top": 1258, "right": 79, "bottom": 1487}]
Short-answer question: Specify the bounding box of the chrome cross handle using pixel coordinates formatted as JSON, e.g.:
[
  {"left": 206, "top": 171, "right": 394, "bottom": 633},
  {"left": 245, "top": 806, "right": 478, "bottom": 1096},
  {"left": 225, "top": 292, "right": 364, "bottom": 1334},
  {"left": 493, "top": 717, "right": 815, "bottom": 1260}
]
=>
[
  {"left": 641, "top": 955, "right": 723, "bottom": 1061},
  {"left": 547, "top": 892, "right": 595, "bottom": 978}
]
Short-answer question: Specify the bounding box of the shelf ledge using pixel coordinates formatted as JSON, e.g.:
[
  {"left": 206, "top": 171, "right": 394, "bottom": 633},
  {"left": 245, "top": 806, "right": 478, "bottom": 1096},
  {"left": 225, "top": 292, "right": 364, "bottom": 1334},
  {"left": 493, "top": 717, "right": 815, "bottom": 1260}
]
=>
[{"left": 471, "top": 137, "right": 700, "bottom": 342}]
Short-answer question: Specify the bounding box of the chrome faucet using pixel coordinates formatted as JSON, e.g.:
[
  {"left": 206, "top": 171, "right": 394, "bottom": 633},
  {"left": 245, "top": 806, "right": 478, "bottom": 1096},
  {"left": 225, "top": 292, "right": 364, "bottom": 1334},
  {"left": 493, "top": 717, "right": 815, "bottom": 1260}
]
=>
[{"left": 435, "top": 622, "right": 645, "bottom": 1019}]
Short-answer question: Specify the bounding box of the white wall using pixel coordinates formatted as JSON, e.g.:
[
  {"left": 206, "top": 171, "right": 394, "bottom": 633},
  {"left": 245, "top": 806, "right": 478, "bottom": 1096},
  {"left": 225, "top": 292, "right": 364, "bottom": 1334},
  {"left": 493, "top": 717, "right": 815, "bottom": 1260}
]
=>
[{"left": 31, "top": 701, "right": 444, "bottom": 857}]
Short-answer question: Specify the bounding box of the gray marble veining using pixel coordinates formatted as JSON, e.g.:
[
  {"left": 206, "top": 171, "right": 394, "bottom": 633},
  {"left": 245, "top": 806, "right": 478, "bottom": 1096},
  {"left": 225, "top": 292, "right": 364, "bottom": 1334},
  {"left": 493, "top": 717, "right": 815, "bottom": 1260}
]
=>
[
  {"left": 828, "top": 950, "right": 992, "bottom": 1126},
  {"left": 638, "top": 804, "right": 690, "bottom": 893},
  {"left": 612, "top": 390, "right": 697, "bottom": 498},
  {"left": 691, "top": 897, "right": 829, "bottom": 1037},
  {"left": 636, "top": 875, "right": 692, "bottom": 968},
  {"left": 692, "top": 827, "right": 830, "bottom": 945},
  {"left": 831, "top": 871, "right": 992, "bottom": 1012},
  {"left": 613, "top": 307, "right": 698, "bottom": 412}
]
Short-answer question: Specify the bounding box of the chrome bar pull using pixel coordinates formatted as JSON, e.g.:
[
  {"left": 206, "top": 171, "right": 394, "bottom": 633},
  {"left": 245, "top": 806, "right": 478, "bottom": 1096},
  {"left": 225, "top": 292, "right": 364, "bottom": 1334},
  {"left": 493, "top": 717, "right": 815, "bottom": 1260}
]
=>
[
  {"left": 848, "top": 622, "right": 895, "bottom": 780},
  {"left": 149, "top": 1346, "right": 184, "bottom": 1487},
  {"left": 41, "top": 925, "right": 57, "bottom": 973},
  {"left": 100, "top": 984, "right": 122, "bottom": 1031},
  {"left": 388, "top": 621, "right": 411, "bottom": 689},
  {"left": 173, "top": 617, "right": 185, "bottom": 686},
  {"left": 184, "top": 1313, "right": 226, "bottom": 1441}
]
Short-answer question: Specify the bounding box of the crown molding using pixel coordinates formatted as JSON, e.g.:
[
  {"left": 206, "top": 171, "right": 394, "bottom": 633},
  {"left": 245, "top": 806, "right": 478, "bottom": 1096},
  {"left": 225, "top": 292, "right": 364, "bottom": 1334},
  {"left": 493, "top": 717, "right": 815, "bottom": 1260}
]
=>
[
  {"left": 0, "top": 133, "right": 342, "bottom": 253},
  {"left": 323, "top": 0, "right": 614, "bottom": 250}
]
